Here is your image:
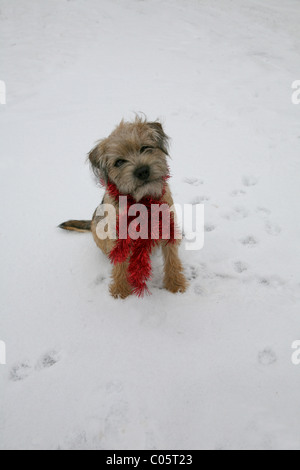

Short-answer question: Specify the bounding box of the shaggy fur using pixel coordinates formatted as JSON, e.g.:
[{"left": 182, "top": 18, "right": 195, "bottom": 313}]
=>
[{"left": 60, "top": 117, "right": 188, "bottom": 299}]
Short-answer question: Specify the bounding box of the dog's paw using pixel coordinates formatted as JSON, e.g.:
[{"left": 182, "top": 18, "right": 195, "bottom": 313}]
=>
[
  {"left": 109, "top": 283, "right": 132, "bottom": 300},
  {"left": 164, "top": 275, "right": 188, "bottom": 294}
]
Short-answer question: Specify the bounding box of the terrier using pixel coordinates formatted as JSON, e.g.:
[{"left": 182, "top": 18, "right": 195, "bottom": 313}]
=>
[{"left": 59, "top": 117, "right": 188, "bottom": 299}]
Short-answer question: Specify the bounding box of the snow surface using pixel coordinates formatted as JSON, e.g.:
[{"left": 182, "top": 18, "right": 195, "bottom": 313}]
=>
[{"left": 1, "top": 0, "right": 300, "bottom": 450}]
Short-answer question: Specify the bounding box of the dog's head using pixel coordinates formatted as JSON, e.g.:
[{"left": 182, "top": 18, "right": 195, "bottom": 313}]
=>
[{"left": 88, "top": 117, "right": 170, "bottom": 201}]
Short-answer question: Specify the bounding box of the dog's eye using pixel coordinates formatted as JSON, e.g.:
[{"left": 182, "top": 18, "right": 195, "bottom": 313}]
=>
[
  {"left": 114, "top": 159, "right": 126, "bottom": 168},
  {"left": 140, "top": 146, "right": 154, "bottom": 154}
]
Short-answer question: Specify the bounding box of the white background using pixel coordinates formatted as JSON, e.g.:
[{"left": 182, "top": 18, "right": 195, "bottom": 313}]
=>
[{"left": 0, "top": 0, "right": 300, "bottom": 450}]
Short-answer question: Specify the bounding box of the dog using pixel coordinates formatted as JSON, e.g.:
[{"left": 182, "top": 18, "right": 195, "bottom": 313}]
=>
[{"left": 59, "top": 117, "right": 188, "bottom": 299}]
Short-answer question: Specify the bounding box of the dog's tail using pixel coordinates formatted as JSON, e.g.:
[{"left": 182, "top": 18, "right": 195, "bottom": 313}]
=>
[{"left": 59, "top": 220, "right": 92, "bottom": 233}]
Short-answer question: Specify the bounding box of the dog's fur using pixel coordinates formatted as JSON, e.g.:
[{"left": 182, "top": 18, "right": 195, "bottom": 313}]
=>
[{"left": 60, "top": 117, "right": 188, "bottom": 299}]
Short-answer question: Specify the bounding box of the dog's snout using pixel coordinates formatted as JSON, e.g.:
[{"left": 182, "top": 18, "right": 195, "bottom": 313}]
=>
[{"left": 134, "top": 165, "right": 150, "bottom": 181}]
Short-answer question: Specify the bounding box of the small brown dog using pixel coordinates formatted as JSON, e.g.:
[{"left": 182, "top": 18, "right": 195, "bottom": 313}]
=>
[{"left": 60, "top": 117, "right": 188, "bottom": 299}]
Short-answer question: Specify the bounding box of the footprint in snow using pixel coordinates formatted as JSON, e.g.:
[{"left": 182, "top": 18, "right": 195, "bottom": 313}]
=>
[
  {"left": 185, "top": 265, "right": 199, "bottom": 281},
  {"left": 204, "top": 223, "right": 216, "bottom": 233},
  {"left": 60, "top": 430, "right": 88, "bottom": 450},
  {"left": 230, "top": 189, "right": 246, "bottom": 197},
  {"left": 240, "top": 235, "right": 259, "bottom": 247},
  {"left": 258, "top": 276, "right": 285, "bottom": 288},
  {"left": 234, "top": 261, "right": 249, "bottom": 273},
  {"left": 105, "top": 380, "right": 124, "bottom": 395},
  {"left": 36, "top": 350, "right": 61, "bottom": 370},
  {"left": 10, "top": 350, "right": 61, "bottom": 381},
  {"left": 256, "top": 207, "right": 271, "bottom": 218},
  {"left": 242, "top": 175, "right": 258, "bottom": 187},
  {"left": 194, "top": 285, "right": 205, "bottom": 295},
  {"left": 258, "top": 348, "right": 277, "bottom": 366},
  {"left": 214, "top": 272, "right": 235, "bottom": 280},
  {"left": 10, "top": 362, "right": 32, "bottom": 382},
  {"left": 151, "top": 278, "right": 164, "bottom": 291},
  {"left": 265, "top": 221, "right": 281, "bottom": 236},
  {"left": 183, "top": 177, "right": 203, "bottom": 186},
  {"left": 93, "top": 275, "right": 107, "bottom": 286},
  {"left": 191, "top": 195, "right": 210, "bottom": 204},
  {"left": 222, "top": 206, "right": 249, "bottom": 221},
  {"left": 103, "top": 393, "right": 129, "bottom": 446}
]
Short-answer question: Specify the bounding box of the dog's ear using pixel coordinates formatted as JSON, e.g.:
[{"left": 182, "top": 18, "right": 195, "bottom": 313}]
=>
[
  {"left": 148, "top": 122, "right": 169, "bottom": 155},
  {"left": 88, "top": 139, "right": 109, "bottom": 183}
]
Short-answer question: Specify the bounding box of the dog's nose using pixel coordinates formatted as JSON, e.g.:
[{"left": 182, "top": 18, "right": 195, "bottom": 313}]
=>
[{"left": 134, "top": 165, "right": 150, "bottom": 181}]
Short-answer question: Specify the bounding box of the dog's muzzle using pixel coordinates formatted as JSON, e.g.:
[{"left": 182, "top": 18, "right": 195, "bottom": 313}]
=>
[{"left": 134, "top": 165, "right": 150, "bottom": 181}]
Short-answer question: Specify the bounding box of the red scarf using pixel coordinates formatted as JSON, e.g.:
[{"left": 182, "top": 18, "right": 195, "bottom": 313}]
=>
[{"left": 105, "top": 179, "right": 177, "bottom": 297}]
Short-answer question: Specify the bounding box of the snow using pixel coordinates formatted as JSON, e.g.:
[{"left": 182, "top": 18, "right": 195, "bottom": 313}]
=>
[{"left": 1, "top": 0, "right": 300, "bottom": 450}]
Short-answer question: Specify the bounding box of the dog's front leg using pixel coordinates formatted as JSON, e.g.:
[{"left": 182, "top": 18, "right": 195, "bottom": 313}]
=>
[
  {"left": 162, "top": 242, "right": 188, "bottom": 294},
  {"left": 109, "top": 262, "right": 132, "bottom": 299}
]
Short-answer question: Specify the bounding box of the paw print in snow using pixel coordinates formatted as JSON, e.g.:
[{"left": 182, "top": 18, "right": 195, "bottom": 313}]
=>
[
  {"left": 36, "top": 350, "right": 61, "bottom": 370},
  {"left": 258, "top": 348, "right": 277, "bottom": 366},
  {"left": 10, "top": 362, "right": 32, "bottom": 382},
  {"left": 242, "top": 175, "right": 258, "bottom": 187}
]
